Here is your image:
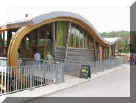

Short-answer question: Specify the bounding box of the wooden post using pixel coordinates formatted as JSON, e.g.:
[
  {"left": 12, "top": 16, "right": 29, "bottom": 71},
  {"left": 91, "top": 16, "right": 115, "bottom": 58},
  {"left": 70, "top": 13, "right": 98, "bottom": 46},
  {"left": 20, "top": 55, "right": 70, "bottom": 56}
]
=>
[
  {"left": 0, "top": 32, "right": 2, "bottom": 42},
  {"left": 3, "top": 31, "right": 5, "bottom": 46},
  {"left": 52, "top": 22, "right": 56, "bottom": 59},
  {"left": 105, "top": 47, "right": 106, "bottom": 58},
  {"left": 82, "top": 32, "right": 84, "bottom": 48},
  {"left": 97, "top": 44, "right": 100, "bottom": 61},
  {"left": 113, "top": 45, "right": 115, "bottom": 56},
  {"left": 28, "top": 34, "right": 33, "bottom": 58},
  {"left": 22, "top": 37, "right": 27, "bottom": 58},
  {"left": 109, "top": 46, "right": 111, "bottom": 57},
  {"left": 28, "top": 32, "right": 32, "bottom": 58},
  {"left": 95, "top": 43, "right": 98, "bottom": 60},
  {"left": 0, "top": 32, "right": 2, "bottom": 56},
  {"left": 7, "top": 30, "right": 12, "bottom": 51},
  {"left": 85, "top": 33, "right": 88, "bottom": 48},
  {"left": 65, "top": 22, "right": 71, "bottom": 59},
  {"left": 111, "top": 46, "right": 114, "bottom": 56},
  {"left": 84, "top": 33, "right": 86, "bottom": 48},
  {"left": 35, "top": 30, "right": 38, "bottom": 50},
  {"left": 105, "top": 47, "right": 108, "bottom": 58},
  {"left": 107, "top": 47, "right": 109, "bottom": 57},
  {"left": 7, "top": 30, "right": 11, "bottom": 57},
  {"left": 93, "top": 40, "right": 96, "bottom": 51},
  {"left": 37, "top": 29, "right": 40, "bottom": 48},
  {"left": 103, "top": 47, "right": 105, "bottom": 59},
  {"left": 111, "top": 46, "right": 113, "bottom": 56},
  {"left": 3, "top": 31, "right": 5, "bottom": 56},
  {"left": 99, "top": 45, "right": 103, "bottom": 61},
  {"left": 78, "top": 29, "right": 80, "bottom": 48},
  {"left": 31, "top": 31, "right": 35, "bottom": 56}
]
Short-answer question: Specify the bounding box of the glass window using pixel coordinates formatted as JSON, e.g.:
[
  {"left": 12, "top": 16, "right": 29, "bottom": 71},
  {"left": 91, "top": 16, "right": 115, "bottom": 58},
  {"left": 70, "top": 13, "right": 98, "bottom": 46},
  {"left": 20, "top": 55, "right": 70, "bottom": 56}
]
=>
[
  {"left": 69, "top": 25, "right": 85, "bottom": 48},
  {"left": 0, "top": 34, "right": 2, "bottom": 46},
  {"left": 69, "top": 34, "right": 74, "bottom": 47},
  {"left": 84, "top": 33, "right": 88, "bottom": 48},
  {"left": 69, "top": 24, "right": 95, "bottom": 49},
  {"left": 88, "top": 37, "right": 94, "bottom": 49},
  {"left": 80, "top": 33, "right": 84, "bottom": 48},
  {"left": 56, "top": 22, "right": 66, "bottom": 47}
]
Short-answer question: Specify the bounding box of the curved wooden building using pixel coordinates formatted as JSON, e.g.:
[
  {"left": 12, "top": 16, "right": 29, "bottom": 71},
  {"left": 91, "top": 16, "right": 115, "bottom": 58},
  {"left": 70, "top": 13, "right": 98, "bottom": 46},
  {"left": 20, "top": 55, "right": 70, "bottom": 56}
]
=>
[{"left": 0, "top": 11, "right": 116, "bottom": 67}]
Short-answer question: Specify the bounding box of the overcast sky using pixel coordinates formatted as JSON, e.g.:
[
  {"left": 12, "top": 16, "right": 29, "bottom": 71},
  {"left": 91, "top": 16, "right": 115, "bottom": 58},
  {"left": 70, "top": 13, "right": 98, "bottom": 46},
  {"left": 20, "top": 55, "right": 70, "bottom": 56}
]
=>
[{"left": 0, "top": 0, "right": 135, "bottom": 33}]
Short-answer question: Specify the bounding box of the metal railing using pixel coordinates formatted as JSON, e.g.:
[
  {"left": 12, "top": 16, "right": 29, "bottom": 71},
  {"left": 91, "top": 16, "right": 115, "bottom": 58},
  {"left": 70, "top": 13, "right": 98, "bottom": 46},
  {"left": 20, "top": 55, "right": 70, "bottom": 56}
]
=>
[
  {"left": 64, "top": 56, "right": 125, "bottom": 76},
  {"left": 0, "top": 56, "right": 127, "bottom": 95},
  {"left": 89, "top": 56, "right": 125, "bottom": 75},
  {"left": 0, "top": 63, "right": 64, "bottom": 95}
]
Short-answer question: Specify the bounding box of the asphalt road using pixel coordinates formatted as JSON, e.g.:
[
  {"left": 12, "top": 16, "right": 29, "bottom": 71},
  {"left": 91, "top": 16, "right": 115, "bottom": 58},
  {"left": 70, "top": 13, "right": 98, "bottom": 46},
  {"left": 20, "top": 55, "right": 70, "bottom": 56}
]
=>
[{"left": 46, "top": 64, "right": 130, "bottom": 97}]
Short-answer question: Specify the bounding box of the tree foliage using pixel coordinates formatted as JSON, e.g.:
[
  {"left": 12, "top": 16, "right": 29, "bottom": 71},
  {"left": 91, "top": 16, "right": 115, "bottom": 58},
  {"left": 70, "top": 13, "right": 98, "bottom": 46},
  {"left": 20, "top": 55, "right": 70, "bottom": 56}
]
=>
[{"left": 101, "top": 31, "right": 130, "bottom": 53}]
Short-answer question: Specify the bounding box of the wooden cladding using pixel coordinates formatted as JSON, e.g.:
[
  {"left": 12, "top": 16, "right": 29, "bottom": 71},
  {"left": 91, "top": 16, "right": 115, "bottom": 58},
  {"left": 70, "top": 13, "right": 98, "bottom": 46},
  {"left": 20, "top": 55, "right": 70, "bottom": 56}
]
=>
[
  {"left": 7, "top": 16, "right": 111, "bottom": 67},
  {"left": 66, "top": 48, "right": 95, "bottom": 63},
  {"left": 99, "top": 46, "right": 103, "bottom": 61},
  {"left": 55, "top": 47, "right": 65, "bottom": 62}
]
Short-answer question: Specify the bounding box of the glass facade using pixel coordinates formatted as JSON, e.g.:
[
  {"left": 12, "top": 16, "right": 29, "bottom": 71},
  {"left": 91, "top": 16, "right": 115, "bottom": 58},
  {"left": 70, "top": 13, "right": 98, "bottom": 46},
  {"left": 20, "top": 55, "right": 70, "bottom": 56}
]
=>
[
  {"left": 69, "top": 24, "right": 94, "bottom": 49},
  {"left": 56, "top": 22, "right": 67, "bottom": 47},
  {"left": 69, "top": 27, "right": 84, "bottom": 48},
  {"left": 0, "top": 34, "right": 2, "bottom": 46}
]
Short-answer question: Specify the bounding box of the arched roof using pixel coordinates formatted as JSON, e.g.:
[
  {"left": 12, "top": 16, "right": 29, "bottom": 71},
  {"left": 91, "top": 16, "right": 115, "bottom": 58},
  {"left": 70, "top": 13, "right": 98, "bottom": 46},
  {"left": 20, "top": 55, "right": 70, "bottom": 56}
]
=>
[
  {"left": 31, "top": 11, "right": 112, "bottom": 45},
  {"left": 8, "top": 11, "right": 114, "bottom": 67}
]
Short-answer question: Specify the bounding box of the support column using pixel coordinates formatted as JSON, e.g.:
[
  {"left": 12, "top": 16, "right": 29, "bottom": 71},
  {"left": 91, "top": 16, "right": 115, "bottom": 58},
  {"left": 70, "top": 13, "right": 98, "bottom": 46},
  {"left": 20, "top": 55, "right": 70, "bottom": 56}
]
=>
[
  {"left": 99, "top": 45, "right": 103, "bottom": 61},
  {"left": 22, "top": 37, "right": 27, "bottom": 58},
  {"left": 93, "top": 40, "right": 97, "bottom": 60},
  {"left": 109, "top": 46, "right": 112, "bottom": 57},
  {"left": 111, "top": 45, "right": 114, "bottom": 56},
  {"left": 37, "top": 29, "right": 40, "bottom": 47},
  {"left": 31, "top": 31, "right": 35, "bottom": 56},
  {"left": 28, "top": 34, "right": 33, "bottom": 58},
  {"left": 106, "top": 47, "right": 108, "bottom": 58},
  {"left": 103, "top": 47, "right": 105, "bottom": 59},
  {"left": 107, "top": 47, "right": 109, "bottom": 58},
  {"left": 78, "top": 29, "right": 80, "bottom": 48},
  {"left": 0, "top": 32, "right": 2, "bottom": 56},
  {"left": 65, "top": 22, "right": 71, "bottom": 59},
  {"left": 113, "top": 45, "right": 115, "bottom": 56},
  {"left": 84, "top": 33, "right": 87, "bottom": 48},
  {"left": 3, "top": 31, "right": 5, "bottom": 56},
  {"left": 7, "top": 30, "right": 12, "bottom": 47},
  {"left": 52, "top": 22, "right": 56, "bottom": 59},
  {"left": 3, "top": 31, "right": 5, "bottom": 46},
  {"left": 35, "top": 30, "right": 38, "bottom": 50},
  {"left": 83, "top": 32, "right": 85, "bottom": 48},
  {"left": 96, "top": 43, "right": 99, "bottom": 60}
]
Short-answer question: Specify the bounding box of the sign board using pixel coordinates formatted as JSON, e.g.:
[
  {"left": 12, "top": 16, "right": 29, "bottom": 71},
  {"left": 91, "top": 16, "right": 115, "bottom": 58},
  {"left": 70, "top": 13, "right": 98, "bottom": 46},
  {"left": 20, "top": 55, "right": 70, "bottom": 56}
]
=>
[{"left": 80, "top": 65, "right": 91, "bottom": 79}]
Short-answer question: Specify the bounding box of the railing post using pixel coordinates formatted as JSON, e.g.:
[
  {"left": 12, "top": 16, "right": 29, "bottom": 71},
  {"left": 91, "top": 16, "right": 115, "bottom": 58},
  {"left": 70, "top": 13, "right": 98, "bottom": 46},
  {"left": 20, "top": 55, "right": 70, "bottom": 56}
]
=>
[{"left": 56, "top": 63, "right": 64, "bottom": 84}]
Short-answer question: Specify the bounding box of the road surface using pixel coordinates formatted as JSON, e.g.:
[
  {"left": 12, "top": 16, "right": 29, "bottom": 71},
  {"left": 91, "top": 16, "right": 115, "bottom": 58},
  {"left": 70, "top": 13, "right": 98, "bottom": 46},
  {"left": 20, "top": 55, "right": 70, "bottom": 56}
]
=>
[
  {"left": 46, "top": 64, "right": 130, "bottom": 97},
  {"left": 7, "top": 64, "right": 129, "bottom": 103}
]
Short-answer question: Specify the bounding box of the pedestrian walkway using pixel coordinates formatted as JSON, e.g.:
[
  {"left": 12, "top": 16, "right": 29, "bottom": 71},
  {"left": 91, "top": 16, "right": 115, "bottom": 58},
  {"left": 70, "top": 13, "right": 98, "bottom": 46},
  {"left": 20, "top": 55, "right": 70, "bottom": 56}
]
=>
[{"left": 46, "top": 64, "right": 130, "bottom": 97}]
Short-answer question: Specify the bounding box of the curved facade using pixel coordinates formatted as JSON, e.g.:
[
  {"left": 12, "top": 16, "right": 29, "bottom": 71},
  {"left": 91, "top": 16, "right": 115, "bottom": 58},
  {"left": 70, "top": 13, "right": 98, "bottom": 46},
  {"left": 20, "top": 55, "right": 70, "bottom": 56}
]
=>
[{"left": 0, "top": 12, "right": 115, "bottom": 67}]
